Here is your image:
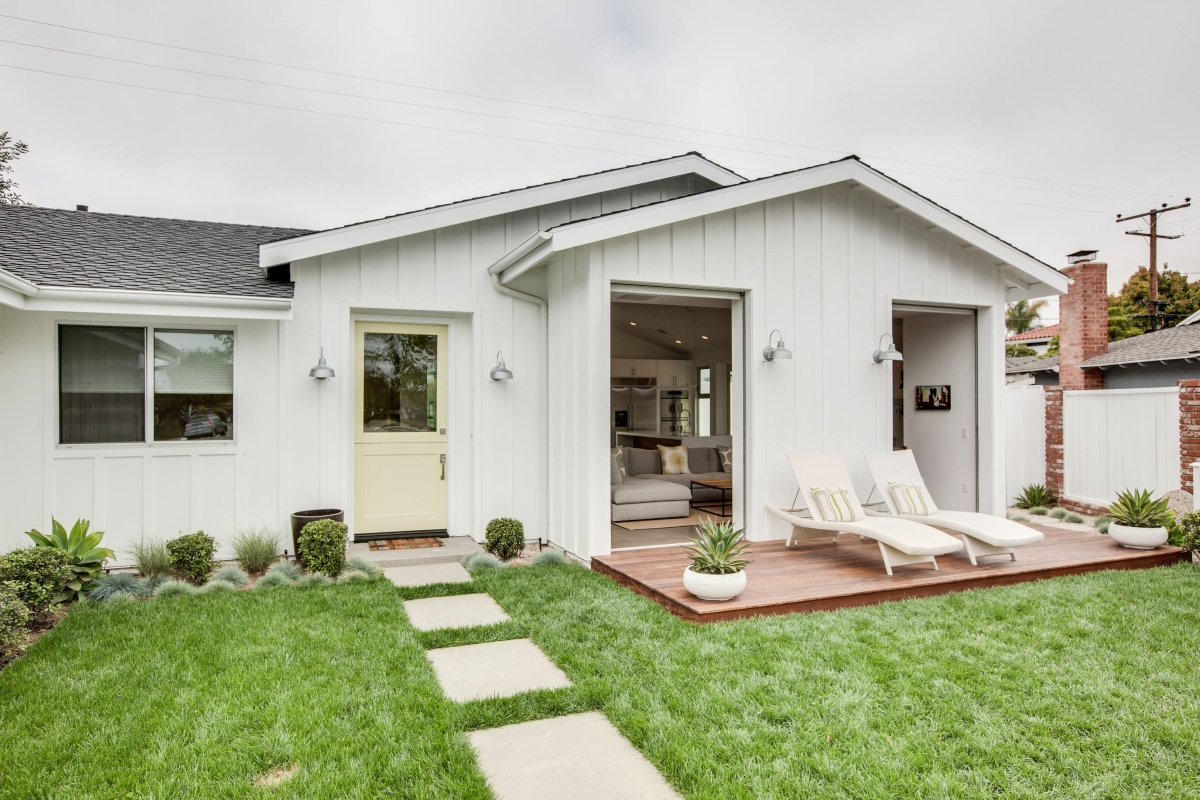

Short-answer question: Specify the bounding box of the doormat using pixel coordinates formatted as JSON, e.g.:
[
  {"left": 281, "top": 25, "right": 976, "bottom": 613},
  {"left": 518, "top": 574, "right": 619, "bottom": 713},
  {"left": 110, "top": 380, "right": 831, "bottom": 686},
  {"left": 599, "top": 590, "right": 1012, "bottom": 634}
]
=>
[
  {"left": 613, "top": 510, "right": 730, "bottom": 531},
  {"left": 367, "top": 537, "right": 444, "bottom": 551}
]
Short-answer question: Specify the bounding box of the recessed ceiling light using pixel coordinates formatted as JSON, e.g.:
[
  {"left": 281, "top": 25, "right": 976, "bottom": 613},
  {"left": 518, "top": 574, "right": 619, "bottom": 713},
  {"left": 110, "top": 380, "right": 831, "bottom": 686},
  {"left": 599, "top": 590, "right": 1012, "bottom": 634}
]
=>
[
  {"left": 629, "top": 321, "right": 636, "bottom": 326},
  {"left": 675, "top": 340, "right": 682, "bottom": 344},
  {"left": 701, "top": 335, "right": 709, "bottom": 340}
]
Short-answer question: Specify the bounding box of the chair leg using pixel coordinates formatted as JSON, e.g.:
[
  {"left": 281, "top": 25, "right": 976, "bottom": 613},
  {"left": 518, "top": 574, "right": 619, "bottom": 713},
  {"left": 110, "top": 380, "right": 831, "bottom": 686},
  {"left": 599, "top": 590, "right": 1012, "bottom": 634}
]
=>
[
  {"left": 789, "top": 526, "right": 838, "bottom": 547},
  {"left": 960, "top": 535, "right": 1016, "bottom": 566},
  {"left": 877, "top": 542, "right": 937, "bottom": 576}
]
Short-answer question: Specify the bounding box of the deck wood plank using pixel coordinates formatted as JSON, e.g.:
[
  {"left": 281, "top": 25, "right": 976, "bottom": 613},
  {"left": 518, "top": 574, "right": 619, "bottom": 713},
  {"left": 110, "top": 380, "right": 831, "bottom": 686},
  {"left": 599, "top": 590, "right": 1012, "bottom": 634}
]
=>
[{"left": 591, "top": 526, "right": 1186, "bottom": 623}]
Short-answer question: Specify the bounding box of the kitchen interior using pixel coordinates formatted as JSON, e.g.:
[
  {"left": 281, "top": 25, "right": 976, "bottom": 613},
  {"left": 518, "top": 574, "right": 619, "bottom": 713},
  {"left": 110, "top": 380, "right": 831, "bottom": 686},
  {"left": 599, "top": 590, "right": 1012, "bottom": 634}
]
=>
[{"left": 610, "top": 294, "right": 733, "bottom": 450}]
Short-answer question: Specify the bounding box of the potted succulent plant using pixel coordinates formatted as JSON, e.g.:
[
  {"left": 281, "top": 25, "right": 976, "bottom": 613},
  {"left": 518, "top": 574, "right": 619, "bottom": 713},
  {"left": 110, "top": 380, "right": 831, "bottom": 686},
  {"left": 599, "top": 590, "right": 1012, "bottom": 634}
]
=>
[
  {"left": 682, "top": 518, "right": 751, "bottom": 601},
  {"left": 1106, "top": 489, "right": 1172, "bottom": 549}
]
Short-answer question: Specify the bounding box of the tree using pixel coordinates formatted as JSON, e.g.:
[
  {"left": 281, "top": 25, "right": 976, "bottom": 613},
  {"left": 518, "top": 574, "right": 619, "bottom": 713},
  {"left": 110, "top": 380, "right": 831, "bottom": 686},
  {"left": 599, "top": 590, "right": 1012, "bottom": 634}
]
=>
[
  {"left": 1006, "top": 343, "right": 1037, "bottom": 358},
  {"left": 1042, "top": 334, "right": 1059, "bottom": 357},
  {"left": 1005, "top": 299, "right": 1048, "bottom": 335},
  {"left": 0, "top": 131, "right": 30, "bottom": 206},
  {"left": 1108, "top": 266, "right": 1200, "bottom": 336}
]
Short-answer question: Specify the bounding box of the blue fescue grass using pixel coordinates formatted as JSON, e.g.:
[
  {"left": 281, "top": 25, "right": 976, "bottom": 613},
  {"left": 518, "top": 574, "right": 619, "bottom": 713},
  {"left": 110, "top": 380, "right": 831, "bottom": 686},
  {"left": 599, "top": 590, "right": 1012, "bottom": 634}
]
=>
[
  {"left": 87, "top": 572, "right": 139, "bottom": 602},
  {"left": 341, "top": 557, "right": 383, "bottom": 580},
  {"left": 211, "top": 565, "right": 249, "bottom": 588}
]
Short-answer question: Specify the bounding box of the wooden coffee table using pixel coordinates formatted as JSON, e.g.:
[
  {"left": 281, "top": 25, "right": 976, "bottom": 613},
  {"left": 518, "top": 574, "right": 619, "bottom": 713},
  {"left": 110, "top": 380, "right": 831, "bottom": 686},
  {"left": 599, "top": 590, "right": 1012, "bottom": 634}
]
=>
[{"left": 689, "top": 477, "right": 733, "bottom": 518}]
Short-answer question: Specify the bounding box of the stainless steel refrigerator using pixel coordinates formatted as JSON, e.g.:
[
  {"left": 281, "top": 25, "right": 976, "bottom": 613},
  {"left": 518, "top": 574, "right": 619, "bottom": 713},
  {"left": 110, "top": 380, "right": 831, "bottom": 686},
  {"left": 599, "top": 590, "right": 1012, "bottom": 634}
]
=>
[{"left": 611, "top": 386, "right": 658, "bottom": 445}]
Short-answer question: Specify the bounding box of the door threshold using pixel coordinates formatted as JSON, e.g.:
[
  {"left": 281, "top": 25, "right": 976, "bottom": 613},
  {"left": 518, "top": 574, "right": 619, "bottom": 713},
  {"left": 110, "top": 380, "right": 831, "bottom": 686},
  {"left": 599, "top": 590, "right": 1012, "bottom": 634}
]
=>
[
  {"left": 353, "top": 530, "right": 449, "bottom": 543},
  {"left": 610, "top": 541, "right": 690, "bottom": 552}
]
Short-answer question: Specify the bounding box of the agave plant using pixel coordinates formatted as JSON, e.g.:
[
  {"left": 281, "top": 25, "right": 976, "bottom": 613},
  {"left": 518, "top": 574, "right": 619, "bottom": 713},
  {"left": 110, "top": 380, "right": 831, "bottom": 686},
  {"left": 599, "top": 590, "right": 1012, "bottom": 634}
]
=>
[
  {"left": 1014, "top": 484, "right": 1054, "bottom": 510},
  {"left": 684, "top": 519, "right": 751, "bottom": 576},
  {"left": 1108, "top": 489, "right": 1172, "bottom": 529},
  {"left": 25, "top": 518, "right": 114, "bottom": 601}
]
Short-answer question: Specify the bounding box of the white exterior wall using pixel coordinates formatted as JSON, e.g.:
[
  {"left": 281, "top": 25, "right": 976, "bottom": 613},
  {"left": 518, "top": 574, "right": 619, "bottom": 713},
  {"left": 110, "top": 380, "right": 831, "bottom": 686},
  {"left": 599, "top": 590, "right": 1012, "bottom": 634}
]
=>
[
  {"left": 1005, "top": 385, "right": 1047, "bottom": 505},
  {"left": 552, "top": 181, "right": 1009, "bottom": 556},
  {"left": 0, "top": 306, "right": 283, "bottom": 566}
]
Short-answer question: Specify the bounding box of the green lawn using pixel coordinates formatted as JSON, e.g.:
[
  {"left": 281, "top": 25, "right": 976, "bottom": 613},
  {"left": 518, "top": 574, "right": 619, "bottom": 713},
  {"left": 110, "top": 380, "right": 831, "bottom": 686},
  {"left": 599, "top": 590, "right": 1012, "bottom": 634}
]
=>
[{"left": 2, "top": 563, "right": 1199, "bottom": 799}]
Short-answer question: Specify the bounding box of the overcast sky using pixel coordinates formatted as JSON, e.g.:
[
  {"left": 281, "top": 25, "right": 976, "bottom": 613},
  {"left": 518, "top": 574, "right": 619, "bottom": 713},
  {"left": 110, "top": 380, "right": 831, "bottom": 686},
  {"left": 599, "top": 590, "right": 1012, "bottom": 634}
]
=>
[{"left": 4, "top": 0, "right": 1198, "bottom": 317}]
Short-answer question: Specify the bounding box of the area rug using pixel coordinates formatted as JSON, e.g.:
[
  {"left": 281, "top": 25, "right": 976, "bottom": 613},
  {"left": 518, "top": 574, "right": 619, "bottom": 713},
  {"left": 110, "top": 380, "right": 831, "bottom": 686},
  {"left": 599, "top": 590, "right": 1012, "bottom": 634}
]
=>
[
  {"left": 613, "top": 509, "right": 730, "bottom": 531},
  {"left": 367, "top": 537, "right": 444, "bottom": 551}
]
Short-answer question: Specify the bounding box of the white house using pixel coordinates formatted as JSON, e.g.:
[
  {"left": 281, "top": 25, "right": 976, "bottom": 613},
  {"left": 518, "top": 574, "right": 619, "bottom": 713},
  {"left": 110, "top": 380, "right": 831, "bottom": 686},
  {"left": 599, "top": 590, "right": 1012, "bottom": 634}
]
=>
[{"left": 0, "top": 153, "right": 1067, "bottom": 565}]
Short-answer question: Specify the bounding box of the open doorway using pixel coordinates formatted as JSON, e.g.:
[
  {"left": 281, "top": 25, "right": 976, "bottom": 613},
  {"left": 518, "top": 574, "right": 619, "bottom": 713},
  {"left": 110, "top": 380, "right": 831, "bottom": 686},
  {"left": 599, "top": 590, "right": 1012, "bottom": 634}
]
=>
[
  {"left": 609, "top": 292, "right": 737, "bottom": 550},
  {"left": 892, "top": 305, "right": 978, "bottom": 511}
]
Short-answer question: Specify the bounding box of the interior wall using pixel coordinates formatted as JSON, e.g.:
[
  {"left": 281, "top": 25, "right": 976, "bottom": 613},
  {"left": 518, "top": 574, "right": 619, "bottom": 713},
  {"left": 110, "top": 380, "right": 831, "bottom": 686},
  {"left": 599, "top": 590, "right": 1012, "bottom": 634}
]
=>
[
  {"left": 610, "top": 328, "right": 679, "bottom": 359},
  {"left": 900, "top": 311, "right": 978, "bottom": 511}
]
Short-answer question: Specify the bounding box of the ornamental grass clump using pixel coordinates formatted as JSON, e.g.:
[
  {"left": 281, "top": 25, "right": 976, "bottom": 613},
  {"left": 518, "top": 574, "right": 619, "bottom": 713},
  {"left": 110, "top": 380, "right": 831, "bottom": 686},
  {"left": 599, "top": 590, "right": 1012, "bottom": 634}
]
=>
[
  {"left": 154, "top": 579, "right": 197, "bottom": 599},
  {"left": 342, "top": 557, "right": 383, "bottom": 580},
  {"left": 1014, "top": 484, "right": 1054, "bottom": 510},
  {"left": 462, "top": 552, "right": 502, "bottom": 571},
  {"left": 265, "top": 561, "right": 301, "bottom": 581},
  {"left": 211, "top": 565, "right": 249, "bottom": 588},
  {"left": 338, "top": 570, "right": 371, "bottom": 583},
  {"left": 484, "top": 518, "right": 525, "bottom": 561},
  {"left": 134, "top": 575, "right": 166, "bottom": 599},
  {"left": 24, "top": 518, "right": 114, "bottom": 601},
  {"left": 167, "top": 531, "right": 217, "bottom": 584},
  {"left": 129, "top": 535, "right": 171, "bottom": 578},
  {"left": 1029, "top": 506, "right": 1049, "bottom": 516},
  {"left": 1049, "top": 508, "right": 1069, "bottom": 521},
  {"left": 254, "top": 571, "right": 292, "bottom": 590},
  {"left": 1109, "top": 489, "right": 1173, "bottom": 529},
  {"left": 530, "top": 550, "right": 570, "bottom": 567},
  {"left": 296, "top": 573, "right": 333, "bottom": 587},
  {"left": 87, "top": 573, "right": 139, "bottom": 602},
  {"left": 230, "top": 526, "right": 281, "bottom": 574},
  {"left": 199, "top": 579, "right": 238, "bottom": 594},
  {"left": 297, "top": 520, "right": 348, "bottom": 577},
  {"left": 1064, "top": 512, "right": 1085, "bottom": 524},
  {"left": 0, "top": 546, "right": 73, "bottom": 621},
  {"left": 1094, "top": 516, "right": 1113, "bottom": 534},
  {"left": 684, "top": 519, "right": 751, "bottom": 575}
]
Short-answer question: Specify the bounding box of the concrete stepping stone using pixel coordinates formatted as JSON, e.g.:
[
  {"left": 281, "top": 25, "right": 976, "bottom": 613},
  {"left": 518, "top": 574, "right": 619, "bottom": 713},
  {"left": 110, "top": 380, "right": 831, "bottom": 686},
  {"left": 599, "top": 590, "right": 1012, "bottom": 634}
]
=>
[
  {"left": 385, "top": 562, "right": 472, "bottom": 588},
  {"left": 468, "top": 711, "right": 682, "bottom": 800},
  {"left": 403, "top": 593, "right": 510, "bottom": 631},
  {"left": 426, "top": 638, "right": 571, "bottom": 702}
]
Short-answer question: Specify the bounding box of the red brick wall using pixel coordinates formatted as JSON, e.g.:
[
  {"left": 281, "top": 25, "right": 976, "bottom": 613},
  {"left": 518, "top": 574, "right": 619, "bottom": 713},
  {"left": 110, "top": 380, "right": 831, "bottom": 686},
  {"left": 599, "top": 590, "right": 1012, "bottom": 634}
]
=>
[
  {"left": 1044, "top": 386, "right": 1063, "bottom": 501},
  {"left": 1058, "top": 262, "right": 1108, "bottom": 390},
  {"left": 1180, "top": 380, "right": 1200, "bottom": 494}
]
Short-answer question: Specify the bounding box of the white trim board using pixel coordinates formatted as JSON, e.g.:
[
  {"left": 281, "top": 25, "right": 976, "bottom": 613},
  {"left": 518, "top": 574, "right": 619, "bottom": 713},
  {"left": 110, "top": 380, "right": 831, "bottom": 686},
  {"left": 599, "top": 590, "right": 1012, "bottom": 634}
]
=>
[{"left": 259, "top": 153, "right": 745, "bottom": 268}]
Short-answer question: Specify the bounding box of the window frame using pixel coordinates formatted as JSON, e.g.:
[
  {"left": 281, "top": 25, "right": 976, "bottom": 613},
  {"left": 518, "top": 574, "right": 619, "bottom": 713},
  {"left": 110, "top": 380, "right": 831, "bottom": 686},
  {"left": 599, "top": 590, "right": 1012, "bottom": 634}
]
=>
[{"left": 55, "top": 321, "right": 238, "bottom": 449}]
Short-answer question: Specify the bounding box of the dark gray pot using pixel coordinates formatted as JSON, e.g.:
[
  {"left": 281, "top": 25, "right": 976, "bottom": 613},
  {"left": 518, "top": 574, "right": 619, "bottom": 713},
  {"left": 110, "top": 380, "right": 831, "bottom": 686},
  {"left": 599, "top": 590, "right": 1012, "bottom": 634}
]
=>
[{"left": 290, "top": 509, "right": 344, "bottom": 562}]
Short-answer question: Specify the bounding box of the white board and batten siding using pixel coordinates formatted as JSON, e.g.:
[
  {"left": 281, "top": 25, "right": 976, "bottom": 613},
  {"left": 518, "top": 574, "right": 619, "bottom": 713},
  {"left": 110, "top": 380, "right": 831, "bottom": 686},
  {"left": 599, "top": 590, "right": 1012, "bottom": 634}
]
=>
[
  {"left": 1005, "top": 385, "right": 1047, "bottom": 505},
  {"left": 552, "top": 181, "right": 1010, "bottom": 555},
  {"left": 1063, "top": 388, "right": 1180, "bottom": 507}
]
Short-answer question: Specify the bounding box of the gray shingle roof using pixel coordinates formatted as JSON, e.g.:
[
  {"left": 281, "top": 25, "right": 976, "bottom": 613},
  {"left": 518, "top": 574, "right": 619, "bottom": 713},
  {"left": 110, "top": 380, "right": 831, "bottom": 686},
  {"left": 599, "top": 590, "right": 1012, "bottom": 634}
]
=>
[
  {"left": 0, "top": 205, "right": 310, "bottom": 299},
  {"left": 1080, "top": 324, "right": 1200, "bottom": 368},
  {"left": 1006, "top": 355, "right": 1058, "bottom": 374}
]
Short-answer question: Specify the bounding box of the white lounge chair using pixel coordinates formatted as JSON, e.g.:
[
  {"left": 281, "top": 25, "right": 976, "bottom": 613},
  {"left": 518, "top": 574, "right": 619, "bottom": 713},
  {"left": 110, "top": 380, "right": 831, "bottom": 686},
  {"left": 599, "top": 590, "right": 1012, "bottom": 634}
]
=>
[
  {"left": 764, "top": 454, "right": 963, "bottom": 576},
  {"left": 863, "top": 449, "right": 1044, "bottom": 565}
]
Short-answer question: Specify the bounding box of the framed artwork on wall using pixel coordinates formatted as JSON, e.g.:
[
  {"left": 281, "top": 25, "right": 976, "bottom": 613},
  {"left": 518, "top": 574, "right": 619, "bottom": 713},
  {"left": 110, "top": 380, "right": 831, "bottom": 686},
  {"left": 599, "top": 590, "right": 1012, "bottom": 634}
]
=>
[{"left": 915, "top": 385, "right": 951, "bottom": 410}]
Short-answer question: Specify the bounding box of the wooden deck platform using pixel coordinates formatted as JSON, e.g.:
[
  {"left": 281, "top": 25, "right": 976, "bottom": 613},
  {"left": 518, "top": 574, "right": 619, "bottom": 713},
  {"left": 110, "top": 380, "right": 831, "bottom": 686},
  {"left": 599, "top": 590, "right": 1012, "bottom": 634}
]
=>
[{"left": 592, "top": 526, "right": 1186, "bottom": 623}]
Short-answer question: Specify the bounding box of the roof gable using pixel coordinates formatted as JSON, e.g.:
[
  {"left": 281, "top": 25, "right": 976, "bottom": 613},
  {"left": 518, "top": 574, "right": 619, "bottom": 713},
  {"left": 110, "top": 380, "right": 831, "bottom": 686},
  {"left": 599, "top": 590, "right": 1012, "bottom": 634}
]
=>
[
  {"left": 516, "top": 157, "right": 1066, "bottom": 297},
  {"left": 259, "top": 152, "right": 745, "bottom": 268}
]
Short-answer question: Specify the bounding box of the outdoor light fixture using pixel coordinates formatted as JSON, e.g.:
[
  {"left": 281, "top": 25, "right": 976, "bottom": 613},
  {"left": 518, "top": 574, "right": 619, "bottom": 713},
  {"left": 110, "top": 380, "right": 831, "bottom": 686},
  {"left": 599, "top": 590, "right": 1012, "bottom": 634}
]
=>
[
  {"left": 490, "top": 351, "right": 513, "bottom": 381},
  {"left": 308, "top": 348, "right": 336, "bottom": 380},
  {"left": 872, "top": 334, "right": 903, "bottom": 364},
  {"left": 762, "top": 329, "right": 793, "bottom": 362}
]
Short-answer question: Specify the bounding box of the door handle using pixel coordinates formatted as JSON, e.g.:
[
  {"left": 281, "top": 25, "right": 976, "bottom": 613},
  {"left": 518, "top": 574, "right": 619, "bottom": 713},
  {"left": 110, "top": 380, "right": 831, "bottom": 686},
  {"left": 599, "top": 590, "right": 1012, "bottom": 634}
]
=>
[{"left": 440, "top": 453, "right": 446, "bottom": 480}]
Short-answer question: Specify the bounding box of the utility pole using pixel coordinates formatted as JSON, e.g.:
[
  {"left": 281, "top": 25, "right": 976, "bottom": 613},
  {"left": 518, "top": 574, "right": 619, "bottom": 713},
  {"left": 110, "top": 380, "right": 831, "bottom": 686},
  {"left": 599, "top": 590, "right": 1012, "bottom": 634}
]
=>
[{"left": 1117, "top": 199, "right": 1191, "bottom": 330}]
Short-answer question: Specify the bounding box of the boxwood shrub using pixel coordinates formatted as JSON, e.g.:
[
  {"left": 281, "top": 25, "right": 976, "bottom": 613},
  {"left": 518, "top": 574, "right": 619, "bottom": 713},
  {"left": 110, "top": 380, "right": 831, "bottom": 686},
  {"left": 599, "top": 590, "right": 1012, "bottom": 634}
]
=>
[
  {"left": 167, "top": 532, "right": 217, "bottom": 584},
  {"left": 0, "top": 547, "right": 72, "bottom": 621},
  {"left": 0, "top": 587, "right": 30, "bottom": 661},
  {"left": 484, "top": 518, "right": 525, "bottom": 561},
  {"left": 297, "top": 520, "right": 348, "bottom": 576}
]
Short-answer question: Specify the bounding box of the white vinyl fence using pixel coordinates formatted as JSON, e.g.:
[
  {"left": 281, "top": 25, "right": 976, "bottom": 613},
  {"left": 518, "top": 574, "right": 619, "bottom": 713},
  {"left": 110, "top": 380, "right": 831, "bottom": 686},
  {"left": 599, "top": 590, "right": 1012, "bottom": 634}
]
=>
[
  {"left": 1005, "top": 385, "right": 1046, "bottom": 505},
  {"left": 1063, "top": 388, "right": 1180, "bottom": 507}
]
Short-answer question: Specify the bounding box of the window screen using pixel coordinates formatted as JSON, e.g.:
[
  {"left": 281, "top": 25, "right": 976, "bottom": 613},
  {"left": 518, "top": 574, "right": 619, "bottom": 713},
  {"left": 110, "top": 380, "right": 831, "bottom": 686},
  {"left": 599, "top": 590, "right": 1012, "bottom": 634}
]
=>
[
  {"left": 153, "top": 330, "right": 234, "bottom": 441},
  {"left": 59, "top": 326, "right": 146, "bottom": 444}
]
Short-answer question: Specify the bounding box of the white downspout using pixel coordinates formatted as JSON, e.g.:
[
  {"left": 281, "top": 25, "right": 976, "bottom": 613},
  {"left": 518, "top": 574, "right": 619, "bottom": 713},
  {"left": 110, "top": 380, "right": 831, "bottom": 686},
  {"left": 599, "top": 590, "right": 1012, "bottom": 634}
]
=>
[{"left": 489, "top": 262, "right": 551, "bottom": 546}]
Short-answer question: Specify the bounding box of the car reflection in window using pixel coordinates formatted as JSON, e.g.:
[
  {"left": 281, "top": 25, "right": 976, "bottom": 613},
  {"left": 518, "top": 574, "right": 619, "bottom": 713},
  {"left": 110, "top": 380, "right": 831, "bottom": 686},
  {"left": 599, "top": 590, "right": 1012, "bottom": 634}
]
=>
[{"left": 183, "top": 413, "right": 229, "bottom": 439}]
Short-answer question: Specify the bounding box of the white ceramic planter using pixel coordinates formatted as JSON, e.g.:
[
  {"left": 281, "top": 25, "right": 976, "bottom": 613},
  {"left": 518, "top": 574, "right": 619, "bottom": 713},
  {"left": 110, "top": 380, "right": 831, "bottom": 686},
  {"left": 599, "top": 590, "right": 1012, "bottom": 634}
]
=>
[
  {"left": 683, "top": 566, "right": 747, "bottom": 601},
  {"left": 1108, "top": 523, "right": 1168, "bottom": 550}
]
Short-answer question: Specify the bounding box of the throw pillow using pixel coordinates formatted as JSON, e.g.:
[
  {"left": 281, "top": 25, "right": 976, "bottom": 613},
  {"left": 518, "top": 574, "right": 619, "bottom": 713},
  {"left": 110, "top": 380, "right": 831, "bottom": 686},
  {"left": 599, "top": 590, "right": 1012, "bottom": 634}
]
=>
[
  {"left": 716, "top": 445, "right": 734, "bottom": 474},
  {"left": 612, "top": 446, "right": 627, "bottom": 477},
  {"left": 809, "top": 485, "right": 863, "bottom": 523},
  {"left": 657, "top": 444, "right": 691, "bottom": 475},
  {"left": 610, "top": 452, "right": 623, "bottom": 484},
  {"left": 888, "top": 481, "right": 935, "bottom": 516}
]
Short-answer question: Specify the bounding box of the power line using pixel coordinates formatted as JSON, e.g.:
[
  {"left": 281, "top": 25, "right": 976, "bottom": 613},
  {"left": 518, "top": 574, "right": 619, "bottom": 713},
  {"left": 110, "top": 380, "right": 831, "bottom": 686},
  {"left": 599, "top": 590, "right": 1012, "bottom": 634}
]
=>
[
  {"left": 0, "top": 11, "right": 1185, "bottom": 201},
  {"left": 0, "top": 37, "right": 1168, "bottom": 208}
]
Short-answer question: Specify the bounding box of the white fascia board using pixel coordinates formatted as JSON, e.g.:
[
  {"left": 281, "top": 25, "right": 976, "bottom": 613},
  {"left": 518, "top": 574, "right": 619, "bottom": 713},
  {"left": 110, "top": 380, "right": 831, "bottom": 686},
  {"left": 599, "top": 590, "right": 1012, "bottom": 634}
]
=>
[
  {"left": 259, "top": 154, "right": 745, "bottom": 268},
  {"left": 0, "top": 267, "right": 36, "bottom": 307},
  {"left": 18, "top": 286, "right": 292, "bottom": 320},
  {"left": 489, "top": 232, "right": 554, "bottom": 285},
  {"left": 544, "top": 159, "right": 1068, "bottom": 296}
]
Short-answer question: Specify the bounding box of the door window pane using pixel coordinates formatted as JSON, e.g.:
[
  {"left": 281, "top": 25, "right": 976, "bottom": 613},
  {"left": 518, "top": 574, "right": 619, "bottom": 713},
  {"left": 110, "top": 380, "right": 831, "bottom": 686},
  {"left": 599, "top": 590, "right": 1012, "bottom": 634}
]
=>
[
  {"left": 59, "top": 326, "right": 146, "bottom": 444},
  {"left": 363, "top": 332, "right": 437, "bottom": 433},
  {"left": 153, "top": 330, "right": 234, "bottom": 441}
]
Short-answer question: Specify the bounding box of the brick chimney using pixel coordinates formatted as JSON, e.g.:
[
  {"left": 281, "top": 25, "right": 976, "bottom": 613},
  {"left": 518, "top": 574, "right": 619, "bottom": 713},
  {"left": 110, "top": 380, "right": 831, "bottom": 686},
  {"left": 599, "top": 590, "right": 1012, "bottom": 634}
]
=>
[{"left": 1057, "top": 258, "right": 1108, "bottom": 390}]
